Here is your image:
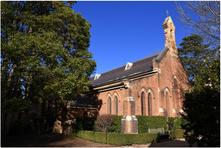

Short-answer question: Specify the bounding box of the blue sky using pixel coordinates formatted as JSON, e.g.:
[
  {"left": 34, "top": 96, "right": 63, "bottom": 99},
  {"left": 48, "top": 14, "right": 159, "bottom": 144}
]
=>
[{"left": 72, "top": 1, "right": 192, "bottom": 77}]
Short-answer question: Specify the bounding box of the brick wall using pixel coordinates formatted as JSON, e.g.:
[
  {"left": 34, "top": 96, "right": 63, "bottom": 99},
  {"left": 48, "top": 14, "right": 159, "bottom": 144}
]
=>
[{"left": 92, "top": 33, "right": 189, "bottom": 118}]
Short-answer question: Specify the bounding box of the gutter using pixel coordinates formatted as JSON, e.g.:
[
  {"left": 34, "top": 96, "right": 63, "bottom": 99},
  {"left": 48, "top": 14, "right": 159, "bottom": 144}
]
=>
[
  {"left": 87, "top": 69, "right": 158, "bottom": 94},
  {"left": 97, "top": 84, "right": 125, "bottom": 93},
  {"left": 71, "top": 106, "right": 97, "bottom": 110},
  {"left": 125, "top": 69, "right": 158, "bottom": 80},
  {"left": 87, "top": 82, "right": 124, "bottom": 94}
]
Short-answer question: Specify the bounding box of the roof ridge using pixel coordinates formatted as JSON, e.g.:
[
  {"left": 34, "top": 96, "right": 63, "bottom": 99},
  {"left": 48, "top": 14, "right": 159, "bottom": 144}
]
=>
[
  {"left": 90, "top": 53, "right": 160, "bottom": 79},
  {"left": 91, "top": 64, "right": 126, "bottom": 78},
  {"left": 132, "top": 53, "right": 160, "bottom": 64}
]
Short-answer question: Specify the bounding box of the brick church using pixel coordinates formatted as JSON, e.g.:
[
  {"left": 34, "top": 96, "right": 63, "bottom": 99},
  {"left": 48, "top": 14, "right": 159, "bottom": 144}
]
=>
[
  {"left": 2, "top": 16, "right": 190, "bottom": 135},
  {"left": 87, "top": 16, "right": 190, "bottom": 118}
]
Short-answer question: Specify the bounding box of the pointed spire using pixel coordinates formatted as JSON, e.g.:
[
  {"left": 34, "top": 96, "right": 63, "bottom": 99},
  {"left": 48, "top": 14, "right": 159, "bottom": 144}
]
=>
[{"left": 162, "top": 16, "right": 178, "bottom": 56}]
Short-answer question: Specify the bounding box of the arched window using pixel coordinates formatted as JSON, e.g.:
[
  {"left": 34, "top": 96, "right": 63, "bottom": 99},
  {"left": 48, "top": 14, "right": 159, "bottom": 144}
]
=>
[
  {"left": 148, "top": 93, "right": 152, "bottom": 116},
  {"left": 166, "top": 91, "right": 169, "bottom": 117},
  {"left": 115, "top": 96, "right": 118, "bottom": 115},
  {"left": 141, "top": 92, "right": 145, "bottom": 115},
  {"left": 166, "top": 92, "right": 169, "bottom": 111},
  {"left": 174, "top": 79, "right": 179, "bottom": 111},
  {"left": 108, "top": 97, "right": 111, "bottom": 114}
]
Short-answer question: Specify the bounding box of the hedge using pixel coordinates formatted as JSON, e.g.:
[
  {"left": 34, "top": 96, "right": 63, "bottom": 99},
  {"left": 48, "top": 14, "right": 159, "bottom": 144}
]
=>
[
  {"left": 110, "top": 115, "right": 167, "bottom": 133},
  {"left": 74, "top": 116, "right": 186, "bottom": 135},
  {"left": 74, "top": 130, "right": 159, "bottom": 145},
  {"left": 136, "top": 116, "right": 167, "bottom": 133},
  {"left": 110, "top": 115, "right": 123, "bottom": 132}
]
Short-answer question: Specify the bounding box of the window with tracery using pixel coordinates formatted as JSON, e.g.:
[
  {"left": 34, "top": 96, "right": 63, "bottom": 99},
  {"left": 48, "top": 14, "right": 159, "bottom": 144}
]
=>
[
  {"left": 148, "top": 93, "right": 151, "bottom": 116},
  {"left": 141, "top": 92, "right": 145, "bottom": 115},
  {"left": 108, "top": 97, "right": 111, "bottom": 114},
  {"left": 174, "top": 79, "right": 179, "bottom": 111},
  {"left": 166, "top": 91, "right": 169, "bottom": 116},
  {"left": 115, "top": 96, "right": 118, "bottom": 115}
]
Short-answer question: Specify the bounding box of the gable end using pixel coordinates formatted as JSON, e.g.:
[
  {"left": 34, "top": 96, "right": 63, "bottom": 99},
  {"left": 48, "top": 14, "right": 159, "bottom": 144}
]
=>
[{"left": 154, "top": 47, "right": 169, "bottom": 62}]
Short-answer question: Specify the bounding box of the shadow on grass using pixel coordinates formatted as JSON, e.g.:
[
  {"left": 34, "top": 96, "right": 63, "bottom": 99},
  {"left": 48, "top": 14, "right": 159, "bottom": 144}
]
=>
[{"left": 149, "top": 138, "right": 190, "bottom": 147}]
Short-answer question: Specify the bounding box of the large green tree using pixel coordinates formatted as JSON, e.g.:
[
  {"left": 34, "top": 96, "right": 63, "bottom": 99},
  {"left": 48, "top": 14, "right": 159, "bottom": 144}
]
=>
[
  {"left": 178, "top": 34, "right": 213, "bottom": 85},
  {"left": 181, "top": 55, "right": 220, "bottom": 146},
  {"left": 1, "top": 1, "right": 96, "bottom": 114}
]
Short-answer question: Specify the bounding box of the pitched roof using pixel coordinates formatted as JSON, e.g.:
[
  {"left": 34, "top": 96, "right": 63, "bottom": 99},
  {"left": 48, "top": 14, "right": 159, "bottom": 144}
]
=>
[{"left": 90, "top": 54, "right": 160, "bottom": 87}]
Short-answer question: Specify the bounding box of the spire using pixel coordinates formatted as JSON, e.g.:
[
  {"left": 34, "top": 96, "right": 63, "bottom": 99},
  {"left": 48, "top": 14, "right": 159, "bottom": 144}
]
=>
[{"left": 162, "top": 16, "right": 178, "bottom": 56}]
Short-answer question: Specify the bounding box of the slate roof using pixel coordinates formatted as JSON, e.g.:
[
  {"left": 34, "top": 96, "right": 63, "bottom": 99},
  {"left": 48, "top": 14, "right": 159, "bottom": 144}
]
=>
[{"left": 90, "top": 53, "right": 160, "bottom": 87}]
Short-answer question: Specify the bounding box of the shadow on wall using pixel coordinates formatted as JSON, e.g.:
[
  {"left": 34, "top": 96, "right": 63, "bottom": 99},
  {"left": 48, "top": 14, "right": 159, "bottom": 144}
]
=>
[{"left": 88, "top": 93, "right": 103, "bottom": 117}]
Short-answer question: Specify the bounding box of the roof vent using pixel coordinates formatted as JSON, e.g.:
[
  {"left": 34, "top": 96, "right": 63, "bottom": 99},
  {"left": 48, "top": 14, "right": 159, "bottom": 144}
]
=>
[
  {"left": 125, "top": 62, "right": 133, "bottom": 70},
  {"left": 94, "top": 74, "right": 101, "bottom": 80}
]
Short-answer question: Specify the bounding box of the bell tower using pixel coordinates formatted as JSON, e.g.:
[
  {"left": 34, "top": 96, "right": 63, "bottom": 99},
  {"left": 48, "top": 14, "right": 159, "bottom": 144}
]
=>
[{"left": 162, "top": 16, "right": 178, "bottom": 57}]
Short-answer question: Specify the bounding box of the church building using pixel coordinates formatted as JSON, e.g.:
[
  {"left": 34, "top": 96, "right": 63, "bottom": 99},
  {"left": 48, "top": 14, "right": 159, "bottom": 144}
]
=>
[
  {"left": 88, "top": 16, "right": 190, "bottom": 118},
  {"left": 1, "top": 16, "right": 190, "bottom": 135}
]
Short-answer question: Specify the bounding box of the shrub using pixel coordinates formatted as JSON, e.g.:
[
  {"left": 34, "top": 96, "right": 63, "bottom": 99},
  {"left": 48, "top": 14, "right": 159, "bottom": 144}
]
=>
[
  {"left": 94, "top": 114, "right": 114, "bottom": 132},
  {"left": 170, "top": 129, "right": 185, "bottom": 139},
  {"left": 180, "top": 117, "right": 188, "bottom": 127},
  {"left": 168, "top": 117, "right": 189, "bottom": 130},
  {"left": 168, "top": 117, "right": 181, "bottom": 130},
  {"left": 74, "top": 117, "right": 96, "bottom": 131}
]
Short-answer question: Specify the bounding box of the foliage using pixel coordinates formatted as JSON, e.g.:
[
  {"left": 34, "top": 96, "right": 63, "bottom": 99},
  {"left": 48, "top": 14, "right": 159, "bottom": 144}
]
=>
[
  {"left": 178, "top": 34, "right": 213, "bottom": 85},
  {"left": 136, "top": 116, "right": 167, "bottom": 133},
  {"left": 180, "top": 117, "right": 188, "bottom": 127},
  {"left": 170, "top": 130, "right": 185, "bottom": 139},
  {"left": 168, "top": 117, "right": 181, "bottom": 130},
  {"left": 7, "top": 118, "right": 55, "bottom": 135},
  {"left": 175, "top": 1, "right": 220, "bottom": 52},
  {"left": 74, "top": 117, "right": 96, "bottom": 131},
  {"left": 109, "top": 115, "right": 167, "bottom": 133},
  {"left": 181, "top": 55, "right": 220, "bottom": 146},
  {"left": 110, "top": 115, "right": 123, "bottom": 132},
  {"left": 1, "top": 1, "right": 96, "bottom": 114},
  {"left": 167, "top": 117, "right": 188, "bottom": 130},
  {"left": 74, "top": 130, "right": 159, "bottom": 145},
  {"left": 94, "top": 114, "right": 114, "bottom": 132}
]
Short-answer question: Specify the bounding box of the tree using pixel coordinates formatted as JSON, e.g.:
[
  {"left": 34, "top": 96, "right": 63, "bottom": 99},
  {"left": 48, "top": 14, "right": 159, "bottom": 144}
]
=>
[
  {"left": 94, "top": 114, "right": 114, "bottom": 132},
  {"left": 175, "top": 1, "right": 220, "bottom": 53},
  {"left": 181, "top": 55, "right": 220, "bottom": 146},
  {"left": 1, "top": 1, "right": 96, "bottom": 114},
  {"left": 178, "top": 33, "right": 213, "bottom": 85}
]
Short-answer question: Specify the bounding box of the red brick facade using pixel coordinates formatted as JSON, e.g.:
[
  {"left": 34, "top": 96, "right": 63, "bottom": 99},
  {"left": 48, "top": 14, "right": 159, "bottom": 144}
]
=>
[{"left": 90, "top": 16, "right": 190, "bottom": 118}]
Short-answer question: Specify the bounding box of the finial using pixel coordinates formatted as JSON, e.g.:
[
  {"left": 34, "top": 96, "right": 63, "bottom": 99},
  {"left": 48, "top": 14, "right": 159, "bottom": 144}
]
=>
[{"left": 166, "top": 10, "right": 169, "bottom": 17}]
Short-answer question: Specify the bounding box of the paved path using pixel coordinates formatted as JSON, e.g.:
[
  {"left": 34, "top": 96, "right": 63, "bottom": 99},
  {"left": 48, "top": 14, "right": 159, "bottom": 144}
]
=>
[
  {"left": 132, "top": 139, "right": 191, "bottom": 147},
  {"left": 3, "top": 133, "right": 192, "bottom": 147},
  {"left": 3, "top": 133, "right": 116, "bottom": 147}
]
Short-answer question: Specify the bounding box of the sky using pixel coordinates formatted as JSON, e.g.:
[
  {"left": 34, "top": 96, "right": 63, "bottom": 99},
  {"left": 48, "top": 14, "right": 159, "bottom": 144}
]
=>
[{"left": 72, "top": 1, "right": 193, "bottom": 77}]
